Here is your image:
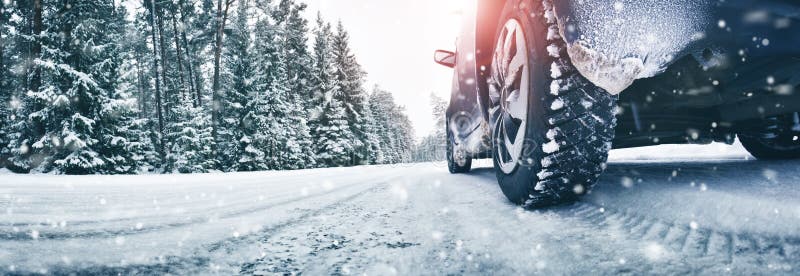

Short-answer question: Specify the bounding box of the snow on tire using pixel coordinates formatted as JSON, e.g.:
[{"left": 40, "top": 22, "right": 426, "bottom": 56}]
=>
[{"left": 489, "top": 0, "right": 617, "bottom": 207}]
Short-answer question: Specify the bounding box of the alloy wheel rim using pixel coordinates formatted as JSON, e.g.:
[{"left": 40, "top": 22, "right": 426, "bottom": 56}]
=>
[{"left": 490, "top": 19, "right": 530, "bottom": 174}]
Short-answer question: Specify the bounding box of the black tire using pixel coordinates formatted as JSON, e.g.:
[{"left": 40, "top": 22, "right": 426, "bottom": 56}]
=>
[
  {"left": 490, "top": 0, "right": 617, "bottom": 207},
  {"left": 447, "top": 130, "right": 472, "bottom": 173},
  {"left": 739, "top": 114, "right": 800, "bottom": 160}
]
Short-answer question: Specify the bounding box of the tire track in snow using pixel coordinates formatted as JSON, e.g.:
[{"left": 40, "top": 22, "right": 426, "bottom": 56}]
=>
[
  {"left": 0, "top": 170, "right": 387, "bottom": 228},
  {"left": 0, "top": 174, "right": 401, "bottom": 241},
  {"left": 7, "top": 176, "right": 397, "bottom": 276},
  {"left": 567, "top": 202, "right": 799, "bottom": 272},
  {"left": 237, "top": 180, "right": 403, "bottom": 274}
]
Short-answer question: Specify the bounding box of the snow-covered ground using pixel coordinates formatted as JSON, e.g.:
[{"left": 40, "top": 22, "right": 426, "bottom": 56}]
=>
[{"left": 2, "top": 142, "right": 799, "bottom": 275}]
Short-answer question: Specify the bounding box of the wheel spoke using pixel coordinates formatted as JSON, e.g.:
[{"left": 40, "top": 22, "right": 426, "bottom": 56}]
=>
[
  {"left": 504, "top": 61, "right": 522, "bottom": 90},
  {"left": 505, "top": 89, "right": 527, "bottom": 120},
  {"left": 503, "top": 125, "right": 516, "bottom": 162},
  {"left": 502, "top": 28, "right": 516, "bottom": 72},
  {"left": 502, "top": 112, "right": 521, "bottom": 143},
  {"left": 489, "top": 77, "right": 502, "bottom": 105},
  {"left": 490, "top": 19, "right": 530, "bottom": 174},
  {"left": 506, "top": 52, "right": 526, "bottom": 88},
  {"left": 489, "top": 105, "right": 501, "bottom": 120},
  {"left": 500, "top": 124, "right": 513, "bottom": 162}
]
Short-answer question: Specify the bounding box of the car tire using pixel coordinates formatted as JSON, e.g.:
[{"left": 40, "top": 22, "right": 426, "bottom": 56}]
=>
[
  {"left": 739, "top": 113, "right": 800, "bottom": 160},
  {"left": 489, "top": 0, "right": 617, "bottom": 207},
  {"left": 447, "top": 129, "right": 472, "bottom": 173}
]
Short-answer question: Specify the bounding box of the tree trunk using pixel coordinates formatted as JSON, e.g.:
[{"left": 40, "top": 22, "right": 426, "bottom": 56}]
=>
[
  {"left": 170, "top": 14, "right": 188, "bottom": 101},
  {"left": 178, "top": 0, "right": 201, "bottom": 107},
  {"left": 133, "top": 51, "right": 148, "bottom": 117},
  {"left": 156, "top": 12, "right": 173, "bottom": 121},
  {"left": 0, "top": 2, "right": 6, "bottom": 93},
  {"left": 148, "top": 0, "right": 166, "bottom": 158},
  {"left": 211, "top": 0, "right": 233, "bottom": 160},
  {"left": 29, "top": 0, "right": 42, "bottom": 93},
  {"left": 0, "top": 2, "right": 5, "bottom": 166}
]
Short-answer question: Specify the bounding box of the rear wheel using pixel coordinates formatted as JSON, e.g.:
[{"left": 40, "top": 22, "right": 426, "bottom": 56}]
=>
[
  {"left": 489, "top": 0, "right": 617, "bottom": 207},
  {"left": 739, "top": 113, "right": 800, "bottom": 159},
  {"left": 447, "top": 130, "right": 472, "bottom": 173}
]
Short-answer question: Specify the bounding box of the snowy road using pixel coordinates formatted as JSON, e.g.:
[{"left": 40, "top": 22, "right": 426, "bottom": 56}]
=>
[{"left": 1, "top": 143, "right": 800, "bottom": 275}]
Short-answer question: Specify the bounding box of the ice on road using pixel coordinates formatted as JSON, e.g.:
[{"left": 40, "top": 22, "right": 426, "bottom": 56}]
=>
[{"left": 1, "top": 142, "right": 799, "bottom": 275}]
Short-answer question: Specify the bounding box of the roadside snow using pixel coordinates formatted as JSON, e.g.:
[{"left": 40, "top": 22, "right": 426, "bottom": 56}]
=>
[{"left": 1, "top": 141, "right": 799, "bottom": 274}]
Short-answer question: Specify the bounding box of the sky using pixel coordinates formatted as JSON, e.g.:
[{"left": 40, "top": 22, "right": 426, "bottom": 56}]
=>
[{"left": 304, "top": 0, "right": 466, "bottom": 139}]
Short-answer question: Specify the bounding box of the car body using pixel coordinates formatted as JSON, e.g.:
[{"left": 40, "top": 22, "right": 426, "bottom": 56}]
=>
[
  {"left": 436, "top": 0, "right": 800, "bottom": 206},
  {"left": 443, "top": 0, "right": 800, "bottom": 159}
]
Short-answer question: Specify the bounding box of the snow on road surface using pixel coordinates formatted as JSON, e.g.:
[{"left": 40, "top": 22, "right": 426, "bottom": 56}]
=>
[{"left": 2, "top": 142, "right": 800, "bottom": 275}]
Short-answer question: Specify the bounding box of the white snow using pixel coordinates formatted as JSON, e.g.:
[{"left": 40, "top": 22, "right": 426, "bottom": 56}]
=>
[
  {"left": 542, "top": 140, "right": 560, "bottom": 153},
  {"left": 546, "top": 128, "right": 559, "bottom": 140},
  {"left": 550, "top": 62, "right": 563, "bottom": 79},
  {"left": 544, "top": 10, "right": 556, "bottom": 24},
  {"left": 559, "top": 0, "right": 711, "bottom": 94},
  {"left": 546, "top": 26, "right": 561, "bottom": 41},
  {"left": 547, "top": 44, "right": 561, "bottom": 58},
  {"left": 567, "top": 43, "right": 644, "bottom": 95},
  {"left": 549, "top": 80, "right": 561, "bottom": 96},
  {"left": 1, "top": 141, "right": 799, "bottom": 274},
  {"left": 550, "top": 98, "right": 565, "bottom": 111}
]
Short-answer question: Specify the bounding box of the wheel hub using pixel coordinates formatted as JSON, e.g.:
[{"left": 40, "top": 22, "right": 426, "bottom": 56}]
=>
[{"left": 490, "top": 19, "right": 530, "bottom": 174}]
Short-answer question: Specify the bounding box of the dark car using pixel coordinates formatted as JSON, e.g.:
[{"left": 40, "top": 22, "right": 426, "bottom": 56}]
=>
[{"left": 434, "top": 0, "right": 800, "bottom": 207}]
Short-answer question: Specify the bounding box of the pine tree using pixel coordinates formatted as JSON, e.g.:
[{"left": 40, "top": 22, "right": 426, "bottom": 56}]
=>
[
  {"left": 118, "top": 9, "right": 161, "bottom": 172},
  {"left": 331, "top": 21, "right": 374, "bottom": 165},
  {"left": 165, "top": 97, "right": 217, "bottom": 173},
  {"left": 361, "top": 104, "right": 383, "bottom": 164},
  {"left": 368, "top": 86, "right": 416, "bottom": 164},
  {"left": 7, "top": 1, "right": 144, "bottom": 174},
  {"left": 315, "top": 92, "right": 355, "bottom": 167},
  {"left": 1, "top": 0, "right": 407, "bottom": 174},
  {"left": 310, "top": 15, "right": 356, "bottom": 167},
  {"left": 274, "top": 0, "right": 316, "bottom": 169},
  {"left": 216, "top": 0, "right": 255, "bottom": 170},
  {"left": 98, "top": 5, "right": 159, "bottom": 174},
  {"left": 414, "top": 93, "right": 448, "bottom": 161},
  {"left": 0, "top": 1, "right": 12, "bottom": 166},
  {"left": 210, "top": 0, "right": 235, "bottom": 168}
]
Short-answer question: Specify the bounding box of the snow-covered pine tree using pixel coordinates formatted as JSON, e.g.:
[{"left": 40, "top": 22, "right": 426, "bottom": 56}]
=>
[
  {"left": 210, "top": 0, "right": 235, "bottom": 169},
  {"left": 361, "top": 103, "right": 383, "bottom": 164},
  {"left": 311, "top": 15, "right": 355, "bottom": 167},
  {"left": 0, "top": 1, "right": 11, "bottom": 166},
  {"left": 273, "top": 0, "right": 316, "bottom": 169},
  {"left": 117, "top": 9, "right": 161, "bottom": 172},
  {"left": 7, "top": 1, "right": 146, "bottom": 174},
  {"left": 273, "top": 0, "right": 313, "bottom": 105},
  {"left": 331, "top": 21, "right": 375, "bottom": 165},
  {"left": 1, "top": 1, "right": 35, "bottom": 169},
  {"left": 392, "top": 105, "right": 415, "bottom": 163},
  {"left": 315, "top": 91, "right": 356, "bottom": 167},
  {"left": 96, "top": 5, "right": 159, "bottom": 174},
  {"left": 230, "top": 0, "right": 313, "bottom": 171},
  {"left": 4, "top": 0, "right": 41, "bottom": 172},
  {"left": 368, "top": 87, "right": 395, "bottom": 164},
  {"left": 414, "top": 93, "right": 448, "bottom": 162},
  {"left": 160, "top": 0, "right": 218, "bottom": 174},
  {"left": 217, "top": 0, "right": 256, "bottom": 171},
  {"left": 164, "top": 96, "right": 217, "bottom": 173},
  {"left": 368, "top": 86, "right": 416, "bottom": 164}
]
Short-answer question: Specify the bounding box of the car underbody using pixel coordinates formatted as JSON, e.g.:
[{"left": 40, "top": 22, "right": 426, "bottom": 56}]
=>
[{"left": 448, "top": 0, "right": 800, "bottom": 156}]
